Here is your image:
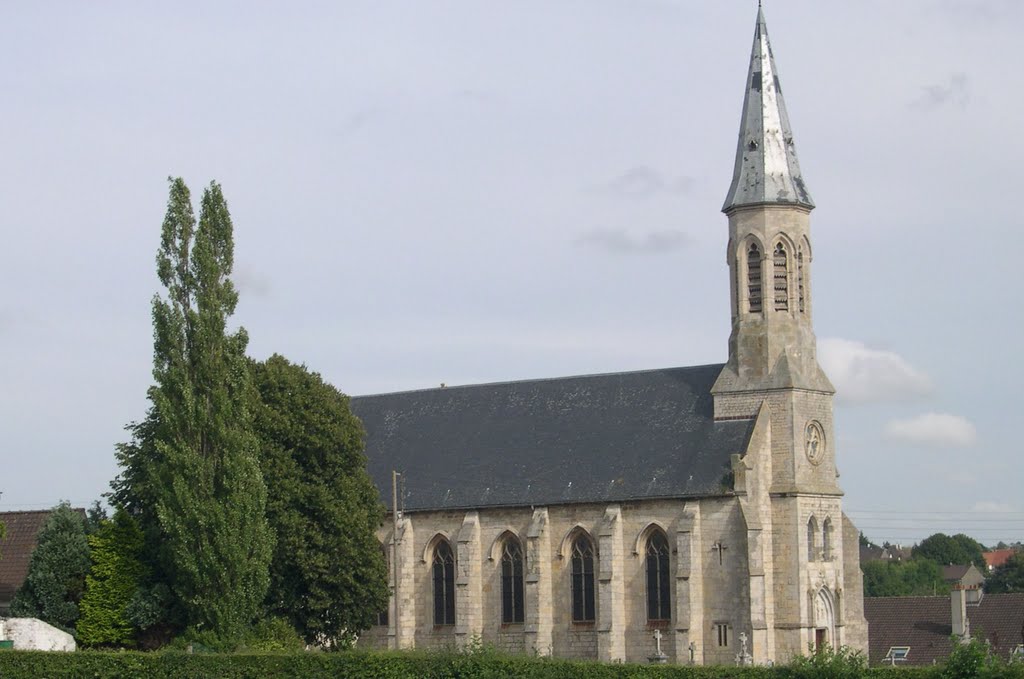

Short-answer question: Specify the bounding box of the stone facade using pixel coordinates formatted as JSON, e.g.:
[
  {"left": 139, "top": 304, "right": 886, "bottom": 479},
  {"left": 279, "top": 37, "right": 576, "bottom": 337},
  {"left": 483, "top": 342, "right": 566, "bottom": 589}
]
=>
[{"left": 363, "top": 478, "right": 866, "bottom": 663}]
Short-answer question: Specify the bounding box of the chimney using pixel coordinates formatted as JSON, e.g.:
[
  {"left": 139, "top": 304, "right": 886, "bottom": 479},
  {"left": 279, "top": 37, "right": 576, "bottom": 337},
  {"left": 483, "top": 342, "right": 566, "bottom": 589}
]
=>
[{"left": 951, "top": 585, "right": 969, "bottom": 641}]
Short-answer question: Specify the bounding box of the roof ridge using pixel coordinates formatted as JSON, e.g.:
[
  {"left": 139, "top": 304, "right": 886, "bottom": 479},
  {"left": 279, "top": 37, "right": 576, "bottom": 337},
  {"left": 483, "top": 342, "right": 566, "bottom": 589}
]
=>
[{"left": 353, "top": 362, "right": 726, "bottom": 399}]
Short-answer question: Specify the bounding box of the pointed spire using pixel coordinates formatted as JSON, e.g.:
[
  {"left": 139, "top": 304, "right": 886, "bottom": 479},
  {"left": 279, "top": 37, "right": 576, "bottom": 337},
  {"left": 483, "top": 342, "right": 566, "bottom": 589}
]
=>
[{"left": 723, "top": 6, "right": 814, "bottom": 213}]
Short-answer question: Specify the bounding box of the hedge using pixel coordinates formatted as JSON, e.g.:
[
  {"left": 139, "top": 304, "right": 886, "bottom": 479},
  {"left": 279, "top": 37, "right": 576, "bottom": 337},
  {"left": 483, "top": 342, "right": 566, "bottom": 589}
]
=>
[{"left": 0, "top": 649, "right": 956, "bottom": 679}]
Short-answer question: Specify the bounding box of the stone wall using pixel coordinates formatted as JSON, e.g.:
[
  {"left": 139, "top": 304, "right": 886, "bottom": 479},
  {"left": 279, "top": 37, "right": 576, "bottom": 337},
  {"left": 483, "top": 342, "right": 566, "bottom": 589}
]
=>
[{"left": 364, "top": 496, "right": 762, "bottom": 665}]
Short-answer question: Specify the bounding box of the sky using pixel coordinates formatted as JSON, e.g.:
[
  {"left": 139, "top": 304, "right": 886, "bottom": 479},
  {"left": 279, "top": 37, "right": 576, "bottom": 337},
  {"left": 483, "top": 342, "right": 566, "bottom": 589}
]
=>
[{"left": 2, "top": 0, "right": 1021, "bottom": 547}]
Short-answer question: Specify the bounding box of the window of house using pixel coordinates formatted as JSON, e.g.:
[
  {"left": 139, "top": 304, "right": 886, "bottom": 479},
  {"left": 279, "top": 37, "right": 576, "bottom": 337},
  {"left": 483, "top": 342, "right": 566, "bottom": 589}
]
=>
[
  {"left": 716, "top": 623, "right": 730, "bottom": 647},
  {"left": 571, "top": 534, "right": 596, "bottom": 623},
  {"left": 747, "top": 243, "right": 762, "bottom": 313},
  {"left": 432, "top": 539, "right": 456, "bottom": 626},
  {"left": 501, "top": 537, "right": 525, "bottom": 624},
  {"left": 646, "top": 530, "right": 671, "bottom": 622},
  {"left": 807, "top": 516, "right": 818, "bottom": 562},
  {"left": 822, "top": 517, "right": 832, "bottom": 561},
  {"left": 884, "top": 646, "right": 910, "bottom": 663},
  {"left": 773, "top": 242, "right": 789, "bottom": 311},
  {"left": 377, "top": 542, "right": 389, "bottom": 626}
]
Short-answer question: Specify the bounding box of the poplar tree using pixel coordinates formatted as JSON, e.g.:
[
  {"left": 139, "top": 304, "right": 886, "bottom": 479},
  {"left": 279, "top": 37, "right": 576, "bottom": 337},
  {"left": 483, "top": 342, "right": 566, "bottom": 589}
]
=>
[{"left": 143, "top": 178, "right": 272, "bottom": 640}]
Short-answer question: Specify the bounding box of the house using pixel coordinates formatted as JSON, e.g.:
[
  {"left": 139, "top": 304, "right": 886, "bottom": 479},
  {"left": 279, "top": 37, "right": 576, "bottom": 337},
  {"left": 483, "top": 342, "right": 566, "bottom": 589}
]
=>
[
  {"left": 0, "top": 510, "right": 64, "bottom": 615},
  {"left": 351, "top": 6, "right": 868, "bottom": 666},
  {"left": 983, "top": 549, "right": 1016, "bottom": 573},
  {"left": 865, "top": 588, "right": 1024, "bottom": 666}
]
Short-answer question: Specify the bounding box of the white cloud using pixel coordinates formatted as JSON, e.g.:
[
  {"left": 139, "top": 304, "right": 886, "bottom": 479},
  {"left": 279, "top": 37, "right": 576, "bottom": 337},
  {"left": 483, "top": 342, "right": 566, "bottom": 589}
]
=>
[
  {"left": 818, "top": 338, "right": 933, "bottom": 404},
  {"left": 884, "top": 413, "right": 978, "bottom": 448}
]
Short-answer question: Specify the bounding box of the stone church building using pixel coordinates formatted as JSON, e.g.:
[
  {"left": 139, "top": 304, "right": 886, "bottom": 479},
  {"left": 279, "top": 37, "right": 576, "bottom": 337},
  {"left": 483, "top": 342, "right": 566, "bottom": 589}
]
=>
[{"left": 353, "top": 8, "right": 868, "bottom": 665}]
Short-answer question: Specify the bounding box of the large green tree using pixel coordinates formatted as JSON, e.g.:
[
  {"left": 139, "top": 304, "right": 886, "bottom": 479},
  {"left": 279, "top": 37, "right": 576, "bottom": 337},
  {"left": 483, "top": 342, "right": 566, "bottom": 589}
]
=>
[
  {"left": 251, "top": 354, "right": 388, "bottom": 646},
  {"left": 115, "top": 178, "right": 273, "bottom": 642},
  {"left": 862, "top": 558, "right": 946, "bottom": 597},
  {"left": 912, "top": 533, "right": 986, "bottom": 566},
  {"left": 76, "top": 510, "right": 147, "bottom": 647},
  {"left": 985, "top": 551, "right": 1024, "bottom": 594},
  {"left": 10, "top": 503, "right": 91, "bottom": 634}
]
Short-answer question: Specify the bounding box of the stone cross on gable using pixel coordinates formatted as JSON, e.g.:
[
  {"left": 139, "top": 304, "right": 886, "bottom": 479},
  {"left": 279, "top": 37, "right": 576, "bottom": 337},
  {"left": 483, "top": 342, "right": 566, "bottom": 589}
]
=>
[{"left": 712, "top": 540, "right": 728, "bottom": 565}]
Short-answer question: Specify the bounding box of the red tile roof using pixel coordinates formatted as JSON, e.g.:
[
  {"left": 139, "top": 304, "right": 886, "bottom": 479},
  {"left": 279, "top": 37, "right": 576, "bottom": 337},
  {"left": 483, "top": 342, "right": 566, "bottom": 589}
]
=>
[
  {"left": 984, "top": 549, "right": 1016, "bottom": 570},
  {"left": 865, "top": 593, "right": 1024, "bottom": 666}
]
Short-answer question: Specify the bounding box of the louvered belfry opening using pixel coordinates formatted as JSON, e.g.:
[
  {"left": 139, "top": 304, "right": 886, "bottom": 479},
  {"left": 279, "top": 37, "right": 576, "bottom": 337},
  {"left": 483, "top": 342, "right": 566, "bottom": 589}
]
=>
[
  {"left": 798, "top": 249, "right": 806, "bottom": 312},
  {"left": 747, "top": 242, "right": 763, "bottom": 313},
  {"left": 774, "top": 242, "right": 789, "bottom": 311}
]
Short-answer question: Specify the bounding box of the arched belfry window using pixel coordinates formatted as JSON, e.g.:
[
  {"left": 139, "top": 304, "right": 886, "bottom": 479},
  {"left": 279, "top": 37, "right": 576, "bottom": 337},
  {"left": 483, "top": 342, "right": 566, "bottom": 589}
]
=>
[
  {"left": 571, "top": 533, "right": 596, "bottom": 622},
  {"left": 747, "top": 243, "right": 763, "bottom": 313},
  {"left": 501, "top": 536, "right": 525, "bottom": 624},
  {"left": 797, "top": 249, "right": 806, "bottom": 313},
  {"left": 645, "top": 530, "right": 671, "bottom": 621},
  {"left": 807, "top": 517, "right": 818, "bottom": 562},
  {"left": 822, "top": 518, "right": 833, "bottom": 561},
  {"left": 774, "top": 242, "right": 789, "bottom": 311},
  {"left": 432, "top": 539, "right": 456, "bottom": 625}
]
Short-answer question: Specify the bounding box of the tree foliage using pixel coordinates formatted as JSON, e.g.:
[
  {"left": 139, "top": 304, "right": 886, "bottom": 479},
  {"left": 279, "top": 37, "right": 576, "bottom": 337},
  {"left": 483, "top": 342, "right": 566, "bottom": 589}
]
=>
[
  {"left": 913, "top": 533, "right": 986, "bottom": 566},
  {"left": 77, "top": 510, "right": 147, "bottom": 647},
  {"left": 862, "top": 558, "right": 946, "bottom": 597},
  {"left": 251, "top": 354, "right": 388, "bottom": 646},
  {"left": 112, "top": 178, "right": 273, "bottom": 642},
  {"left": 985, "top": 550, "right": 1024, "bottom": 594},
  {"left": 9, "top": 502, "right": 91, "bottom": 633}
]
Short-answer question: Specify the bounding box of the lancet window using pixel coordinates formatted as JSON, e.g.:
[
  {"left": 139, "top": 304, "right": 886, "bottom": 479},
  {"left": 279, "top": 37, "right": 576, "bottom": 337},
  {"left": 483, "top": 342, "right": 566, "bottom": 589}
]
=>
[
  {"left": 807, "top": 516, "right": 818, "bottom": 562},
  {"left": 432, "top": 539, "right": 456, "bottom": 625},
  {"left": 646, "top": 530, "right": 671, "bottom": 621},
  {"left": 747, "top": 243, "right": 762, "bottom": 313},
  {"left": 501, "top": 536, "right": 525, "bottom": 624},
  {"left": 571, "top": 533, "right": 596, "bottom": 622},
  {"left": 774, "top": 242, "right": 789, "bottom": 311},
  {"left": 797, "top": 248, "right": 806, "bottom": 313},
  {"left": 822, "top": 518, "right": 833, "bottom": 561}
]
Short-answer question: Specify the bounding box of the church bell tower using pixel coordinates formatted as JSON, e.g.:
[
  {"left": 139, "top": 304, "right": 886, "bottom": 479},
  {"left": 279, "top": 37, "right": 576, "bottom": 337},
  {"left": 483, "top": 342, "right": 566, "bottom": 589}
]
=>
[
  {"left": 712, "top": 6, "right": 841, "bottom": 497},
  {"left": 711, "top": 7, "right": 866, "bottom": 661}
]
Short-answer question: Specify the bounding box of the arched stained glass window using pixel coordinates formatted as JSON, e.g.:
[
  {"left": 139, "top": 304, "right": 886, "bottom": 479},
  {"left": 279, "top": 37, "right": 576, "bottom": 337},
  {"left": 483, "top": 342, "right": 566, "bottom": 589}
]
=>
[
  {"left": 433, "top": 539, "right": 456, "bottom": 625},
  {"left": 501, "top": 537, "right": 525, "bottom": 624},
  {"left": 646, "top": 531, "right": 671, "bottom": 621},
  {"left": 571, "top": 534, "right": 596, "bottom": 622}
]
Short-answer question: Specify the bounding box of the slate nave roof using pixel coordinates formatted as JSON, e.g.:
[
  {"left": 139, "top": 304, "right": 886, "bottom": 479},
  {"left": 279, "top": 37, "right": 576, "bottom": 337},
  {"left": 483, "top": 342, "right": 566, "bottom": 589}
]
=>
[{"left": 352, "top": 363, "right": 755, "bottom": 513}]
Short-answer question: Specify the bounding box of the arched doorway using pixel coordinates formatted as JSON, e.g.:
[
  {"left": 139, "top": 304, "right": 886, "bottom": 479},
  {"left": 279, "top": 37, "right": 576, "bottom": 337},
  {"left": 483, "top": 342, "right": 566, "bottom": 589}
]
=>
[{"left": 813, "top": 588, "right": 835, "bottom": 650}]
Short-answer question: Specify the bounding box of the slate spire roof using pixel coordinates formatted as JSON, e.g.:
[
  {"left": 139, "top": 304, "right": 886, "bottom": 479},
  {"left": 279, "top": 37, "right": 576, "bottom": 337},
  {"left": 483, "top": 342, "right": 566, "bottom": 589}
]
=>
[{"left": 723, "top": 6, "right": 814, "bottom": 213}]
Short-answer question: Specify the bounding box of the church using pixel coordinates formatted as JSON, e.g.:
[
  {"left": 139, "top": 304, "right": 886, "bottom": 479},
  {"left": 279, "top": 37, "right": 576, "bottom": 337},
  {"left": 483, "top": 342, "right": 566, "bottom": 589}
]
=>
[{"left": 352, "top": 7, "right": 868, "bottom": 665}]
